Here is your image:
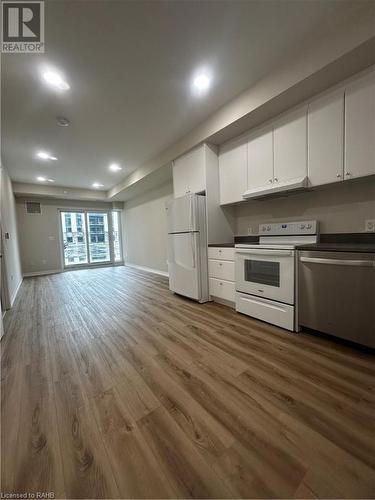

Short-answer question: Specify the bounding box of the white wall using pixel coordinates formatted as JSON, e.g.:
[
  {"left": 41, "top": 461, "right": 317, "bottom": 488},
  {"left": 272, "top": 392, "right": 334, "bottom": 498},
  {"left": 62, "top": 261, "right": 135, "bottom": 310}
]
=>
[
  {"left": 0, "top": 167, "right": 23, "bottom": 307},
  {"left": 123, "top": 182, "right": 173, "bottom": 274},
  {"left": 234, "top": 179, "right": 375, "bottom": 235},
  {"left": 16, "top": 197, "right": 115, "bottom": 275}
]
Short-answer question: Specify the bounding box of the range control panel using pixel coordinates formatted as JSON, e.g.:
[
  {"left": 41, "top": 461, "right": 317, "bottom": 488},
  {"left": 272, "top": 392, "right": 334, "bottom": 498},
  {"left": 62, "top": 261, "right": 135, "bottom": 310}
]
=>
[{"left": 258, "top": 220, "right": 318, "bottom": 236}]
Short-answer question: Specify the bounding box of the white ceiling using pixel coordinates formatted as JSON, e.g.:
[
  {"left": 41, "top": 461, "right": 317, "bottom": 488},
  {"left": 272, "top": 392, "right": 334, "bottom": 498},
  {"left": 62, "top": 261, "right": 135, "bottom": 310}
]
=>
[{"left": 2, "top": 0, "right": 367, "bottom": 191}]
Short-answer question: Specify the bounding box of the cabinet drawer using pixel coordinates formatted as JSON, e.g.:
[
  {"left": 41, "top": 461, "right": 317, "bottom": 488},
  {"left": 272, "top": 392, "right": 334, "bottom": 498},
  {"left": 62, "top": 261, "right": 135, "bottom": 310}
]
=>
[
  {"left": 209, "top": 278, "right": 235, "bottom": 302},
  {"left": 208, "top": 247, "right": 234, "bottom": 261},
  {"left": 208, "top": 259, "right": 235, "bottom": 281}
]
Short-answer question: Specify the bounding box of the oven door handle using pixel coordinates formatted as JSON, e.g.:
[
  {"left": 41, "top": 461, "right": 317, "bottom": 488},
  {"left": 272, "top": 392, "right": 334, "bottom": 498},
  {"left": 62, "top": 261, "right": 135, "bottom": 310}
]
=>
[{"left": 236, "top": 249, "right": 293, "bottom": 257}]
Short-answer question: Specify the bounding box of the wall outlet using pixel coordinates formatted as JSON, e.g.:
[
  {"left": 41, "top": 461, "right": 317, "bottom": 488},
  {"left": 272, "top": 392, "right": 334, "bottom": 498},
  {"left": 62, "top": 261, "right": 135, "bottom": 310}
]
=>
[{"left": 365, "top": 219, "right": 375, "bottom": 232}]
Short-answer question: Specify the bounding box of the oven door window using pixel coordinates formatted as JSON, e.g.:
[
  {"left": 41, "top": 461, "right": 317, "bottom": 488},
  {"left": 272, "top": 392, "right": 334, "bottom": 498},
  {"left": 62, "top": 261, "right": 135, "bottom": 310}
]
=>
[{"left": 244, "top": 259, "right": 280, "bottom": 287}]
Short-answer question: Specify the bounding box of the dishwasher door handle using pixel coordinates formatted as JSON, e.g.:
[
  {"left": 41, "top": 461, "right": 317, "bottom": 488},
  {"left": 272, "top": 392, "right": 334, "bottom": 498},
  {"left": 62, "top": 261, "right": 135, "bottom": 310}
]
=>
[{"left": 300, "top": 256, "right": 375, "bottom": 267}]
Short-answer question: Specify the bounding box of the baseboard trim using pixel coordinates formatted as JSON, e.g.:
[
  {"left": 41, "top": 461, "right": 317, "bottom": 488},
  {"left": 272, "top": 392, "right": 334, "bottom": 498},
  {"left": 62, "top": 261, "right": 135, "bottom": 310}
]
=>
[
  {"left": 211, "top": 296, "right": 235, "bottom": 309},
  {"left": 125, "top": 263, "right": 169, "bottom": 277},
  {"left": 23, "top": 269, "right": 62, "bottom": 278},
  {"left": 10, "top": 278, "right": 23, "bottom": 307}
]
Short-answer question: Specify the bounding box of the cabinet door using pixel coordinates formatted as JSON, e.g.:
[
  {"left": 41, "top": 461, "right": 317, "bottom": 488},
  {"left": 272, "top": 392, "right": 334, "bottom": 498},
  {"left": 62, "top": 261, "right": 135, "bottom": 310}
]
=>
[
  {"left": 274, "top": 106, "right": 307, "bottom": 183},
  {"left": 173, "top": 159, "right": 189, "bottom": 198},
  {"left": 308, "top": 90, "right": 344, "bottom": 186},
  {"left": 219, "top": 139, "right": 247, "bottom": 204},
  {"left": 345, "top": 70, "right": 375, "bottom": 180},
  {"left": 173, "top": 146, "right": 206, "bottom": 198},
  {"left": 247, "top": 126, "right": 273, "bottom": 190}
]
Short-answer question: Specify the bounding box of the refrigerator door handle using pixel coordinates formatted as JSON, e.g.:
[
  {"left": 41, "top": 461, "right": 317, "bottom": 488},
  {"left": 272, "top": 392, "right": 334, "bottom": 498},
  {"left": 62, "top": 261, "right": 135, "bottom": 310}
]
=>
[
  {"left": 191, "top": 233, "right": 196, "bottom": 268},
  {"left": 189, "top": 195, "right": 193, "bottom": 231}
]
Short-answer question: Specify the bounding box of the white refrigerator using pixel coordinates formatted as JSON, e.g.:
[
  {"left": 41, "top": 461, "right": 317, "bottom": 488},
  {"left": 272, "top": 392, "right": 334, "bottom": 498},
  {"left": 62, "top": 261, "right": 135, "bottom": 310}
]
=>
[{"left": 166, "top": 194, "right": 209, "bottom": 303}]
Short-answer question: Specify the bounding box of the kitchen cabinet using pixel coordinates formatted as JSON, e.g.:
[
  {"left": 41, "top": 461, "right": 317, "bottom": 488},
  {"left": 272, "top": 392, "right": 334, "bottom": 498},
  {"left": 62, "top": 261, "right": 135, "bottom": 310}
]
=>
[
  {"left": 208, "top": 259, "right": 235, "bottom": 282},
  {"left": 308, "top": 90, "right": 344, "bottom": 186},
  {"left": 218, "top": 138, "right": 247, "bottom": 205},
  {"left": 247, "top": 126, "right": 273, "bottom": 190},
  {"left": 209, "top": 278, "right": 235, "bottom": 303},
  {"left": 209, "top": 68, "right": 375, "bottom": 206},
  {"left": 345, "top": 70, "right": 375, "bottom": 180},
  {"left": 208, "top": 247, "right": 235, "bottom": 261},
  {"left": 208, "top": 247, "right": 235, "bottom": 305},
  {"left": 173, "top": 145, "right": 206, "bottom": 197},
  {"left": 172, "top": 144, "right": 234, "bottom": 244},
  {"left": 273, "top": 106, "right": 307, "bottom": 183}
]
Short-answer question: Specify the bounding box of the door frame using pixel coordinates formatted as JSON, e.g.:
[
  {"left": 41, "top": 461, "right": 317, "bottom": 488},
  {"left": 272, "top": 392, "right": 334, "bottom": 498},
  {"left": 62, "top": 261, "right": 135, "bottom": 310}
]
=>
[
  {"left": 58, "top": 208, "right": 117, "bottom": 270},
  {"left": 0, "top": 225, "right": 11, "bottom": 312}
]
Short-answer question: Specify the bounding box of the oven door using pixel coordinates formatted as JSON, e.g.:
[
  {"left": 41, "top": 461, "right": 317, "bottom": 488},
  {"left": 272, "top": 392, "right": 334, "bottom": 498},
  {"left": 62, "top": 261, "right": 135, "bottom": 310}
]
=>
[{"left": 235, "top": 248, "right": 295, "bottom": 304}]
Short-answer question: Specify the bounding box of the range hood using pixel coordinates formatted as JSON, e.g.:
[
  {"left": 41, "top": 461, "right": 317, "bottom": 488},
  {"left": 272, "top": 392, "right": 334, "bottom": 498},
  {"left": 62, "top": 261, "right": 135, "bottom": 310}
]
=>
[{"left": 242, "top": 176, "right": 309, "bottom": 200}]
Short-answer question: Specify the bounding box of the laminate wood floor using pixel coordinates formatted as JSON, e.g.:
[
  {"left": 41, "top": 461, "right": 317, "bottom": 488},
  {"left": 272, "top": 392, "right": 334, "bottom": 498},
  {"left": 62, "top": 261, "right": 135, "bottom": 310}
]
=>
[{"left": 1, "top": 266, "right": 374, "bottom": 499}]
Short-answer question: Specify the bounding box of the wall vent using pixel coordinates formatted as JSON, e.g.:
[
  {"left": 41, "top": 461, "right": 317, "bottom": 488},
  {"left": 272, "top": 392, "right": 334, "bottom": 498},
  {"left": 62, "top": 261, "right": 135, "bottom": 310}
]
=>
[{"left": 25, "top": 201, "right": 42, "bottom": 215}]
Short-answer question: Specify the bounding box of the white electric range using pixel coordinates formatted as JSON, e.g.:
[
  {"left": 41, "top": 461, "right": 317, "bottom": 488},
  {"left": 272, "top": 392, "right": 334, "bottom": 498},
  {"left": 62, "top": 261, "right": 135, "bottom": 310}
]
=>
[{"left": 235, "top": 220, "right": 319, "bottom": 331}]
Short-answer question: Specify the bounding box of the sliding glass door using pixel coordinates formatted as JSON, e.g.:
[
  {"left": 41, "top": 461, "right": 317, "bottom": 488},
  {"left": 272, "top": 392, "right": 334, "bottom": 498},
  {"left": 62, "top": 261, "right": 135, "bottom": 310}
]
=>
[
  {"left": 61, "top": 211, "right": 88, "bottom": 266},
  {"left": 61, "top": 210, "right": 122, "bottom": 268},
  {"left": 87, "top": 212, "right": 111, "bottom": 264},
  {"left": 112, "top": 211, "right": 122, "bottom": 262}
]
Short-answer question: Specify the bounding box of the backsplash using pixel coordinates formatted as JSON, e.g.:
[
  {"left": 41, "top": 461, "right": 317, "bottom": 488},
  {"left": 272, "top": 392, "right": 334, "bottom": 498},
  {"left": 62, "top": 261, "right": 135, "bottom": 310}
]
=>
[{"left": 234, "top": 178, "right": 375, "bottom": 235}]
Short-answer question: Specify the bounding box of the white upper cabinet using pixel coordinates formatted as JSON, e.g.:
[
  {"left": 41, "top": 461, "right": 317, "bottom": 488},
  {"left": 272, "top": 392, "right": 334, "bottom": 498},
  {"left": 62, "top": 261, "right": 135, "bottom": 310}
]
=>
[
  {"left": 345, "top": 70, "right": 375, "bottom": 180},
  {"left": 219, "top": 138, "right": 247, "bottom": 205},
  {"left": 273, "top": 106, "right": 307, "bottom": 183},
  {"left": 175, "top": 69, "right": 375, "bottom": 205},
  {"left": 247, "top": 126, "right": 273, "bottom": 190},
  {"left": 173, "top": 146, "right": 206, "bottom": 198},
  {"left": 308, "top": 90, "right": 344, "bottom": 186}
]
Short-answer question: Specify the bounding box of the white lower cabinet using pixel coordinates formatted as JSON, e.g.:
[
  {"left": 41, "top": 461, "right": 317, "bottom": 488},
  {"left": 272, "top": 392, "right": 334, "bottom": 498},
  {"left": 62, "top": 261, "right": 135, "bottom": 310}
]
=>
[
  {"left": 208, "top": 259, "right": 235, "bottom": 282},
  {"left": 209, "top": 278, "right": 235, "bottom": 303},
  {"left": 208, "top": 247, "right": 235, "bottom": 305},
  {"left": 208, "top": 247, "right": 235, "bottom": 261}
]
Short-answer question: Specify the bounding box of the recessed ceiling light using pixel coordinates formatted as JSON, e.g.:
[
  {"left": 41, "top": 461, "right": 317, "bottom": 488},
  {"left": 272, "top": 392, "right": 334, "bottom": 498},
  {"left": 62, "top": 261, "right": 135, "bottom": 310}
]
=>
[
  {"left": 109, "top": 163, "right": 122, "bottom": 172},
  {"left": 47, "top": 178, "right": 55, "bottom": 183},
  {"left": 36, "top": 151, "right": 57, "bottom": 161},
  {"left": 92, "top": 182, "right": 104, "bottom": 188},
  {"left": 37, "top": 176, "right": 47, "bottom": 182},
  {"left": 192, "top": 71, "right": 211, "bottom": 95},
  {"left": 42, "top": 69, "right": 70, "bottom": 91}
]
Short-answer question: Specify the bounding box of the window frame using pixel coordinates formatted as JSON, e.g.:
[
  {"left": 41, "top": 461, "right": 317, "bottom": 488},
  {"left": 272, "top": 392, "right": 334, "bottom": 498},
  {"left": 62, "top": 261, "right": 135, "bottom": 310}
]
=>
[{"left": 58, "top": 208, "right": 123, "bottom": 270}]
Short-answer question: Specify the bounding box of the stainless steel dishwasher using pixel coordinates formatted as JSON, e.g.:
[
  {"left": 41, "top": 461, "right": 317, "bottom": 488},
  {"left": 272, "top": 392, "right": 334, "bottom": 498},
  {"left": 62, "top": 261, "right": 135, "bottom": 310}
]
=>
[{"left": 298, "top": 251, "right": 375, "bottom": 348}]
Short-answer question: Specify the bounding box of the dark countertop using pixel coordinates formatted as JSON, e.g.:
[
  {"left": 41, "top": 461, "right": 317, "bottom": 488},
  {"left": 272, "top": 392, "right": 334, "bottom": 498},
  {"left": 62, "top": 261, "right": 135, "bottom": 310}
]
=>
[
  {"left": 297, "top": 243, "right": 375, "bottom": 253},
  {"left": 208, "top": 243, "right": 235, "bottom": 248},
  {"left": 209, "top": 233, "right": 375, "bottom": 252},
  {"left": 208, "top": 236, "right": 259, "bottom": 247}
]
